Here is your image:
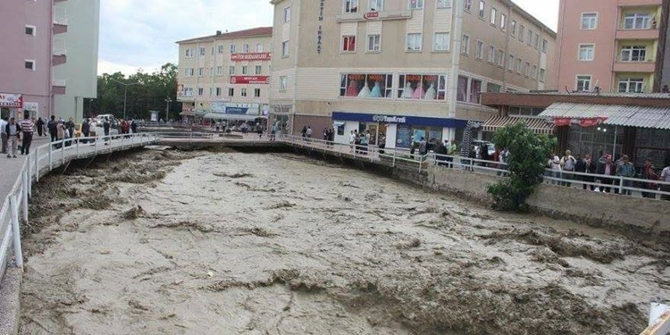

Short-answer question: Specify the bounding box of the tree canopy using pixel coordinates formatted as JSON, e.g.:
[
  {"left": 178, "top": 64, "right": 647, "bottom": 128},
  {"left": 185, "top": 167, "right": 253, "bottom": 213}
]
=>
[{"left": 90, "top": 63, "right": 179, "bottom": 120}]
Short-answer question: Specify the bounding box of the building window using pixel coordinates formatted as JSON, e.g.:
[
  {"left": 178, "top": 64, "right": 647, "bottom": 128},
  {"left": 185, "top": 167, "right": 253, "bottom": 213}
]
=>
[
  {"left": 576, "top": 75, "right": 592, "bottom": 91},
  {"left": 228, "top": 88, "right": 235, "bottom": 97},
  {"left": 279, "top": 76, "right": 288, "bottom": 91},
  {"left": 461, "top": 34, "right": 470, "bottom": 54},
  {"left": 256, "top": 43, "right": 263, "bottom": 52},
  {"left": 534, "top": 34, "right": 539, "bottom": 49},
  {"left": 216, "top": 87, "right": 222, "bottom": 96},
  {"left": 284, "top": 6, "right": 291, "bottom": 22},
  {"left": 254, "top": 88, "right": 261, "bottom": 97},
  {"left": 516, "top": 58, "right": 522, "bottom": 73},
  {"left": 344, "top": 0, "right": 359, "bottom": 13},
  {"left": 511, "top": 20, "right": 517, "bottom": 36},
  {"left": 469, "top": 79, "right": 482, "bottom": 104},
  {"left": 620, "top": 45, "right": 647, "bottom": 62},
  {"left": 578, "top": 44, "right": 595, "bottom": 61},
  {"left": 241, "top": 88, "right": 247, "bottom": 97},
  {"left": 437, "top": 0, "right": 452, "bottom": 8},
  {"left": 519, "top": 25, "right": 524, "bottom": 42},
  {"left": 217, "top": 45, "right": 224, "bottom": 54},
  {"left": 185, "top": 49, "right": 194, "bottom": 57},
  {"left": 476, "top": 40, "right": 484, "bottom": 59},
  {"left": 25, "top": 25, "right": 36, "bottom": 36},
  {"left": 464, "top": 0, "right": 472, "bottom": 11},
  {"left": 618, "top": 78, "right": 644, "bottom": 93},
  {"left": 531, "top": 65, "right": 537, "bottom": 80},
  {"left": 490, "top": 8, "right": 497, "bottom": 25},
  {"left": 497, "top": 49, "right": 504, "bottom": 66},
  {"left": 539, "top": 68, "right": 546, "bottom": 82},
  {"left": 508, "top": 55, "right": 514, "bottom": 71},
  {"left": 409, "top": 0, "right": 424, "bottom": 10},
  {"left": 242, "top": 66, "right": 248, "bottom": 75},
  {"left": 457, "top": 75, "right": 468, "bottom": 102},
  {"left": 185, "top": 68, "right": 194, "bottom": 77},
  {"left": 369, "top": 0, "right": 383, "bottom": 11},
  {"left": 623, "top": 13, "right": 651, "bottom": 30},
  {"left": 243, "top": 44, "right": 249, "bottom": 53},
  {"left": 184, "top": 87, "right": 193, "bottom": 96},
  {"left": 542, "top": 39, "right": 548, "bottom": 53},
  {"left": 488, "top": 45, "right": 496, "bottom": 63},
  {"left": 500, "top": 13, "right": 506, "bottom": 30},
  {"left": 255, "top": 65, "right": 262, "bottom": 75},
  {"left": 216, "top": 66, "right": 223, "bottom": 76},
  {"left": 340, "top": 73, "right": 393, "bottom": 98},
  {"left": 342, "top": 35, "right": 356, "bottom": 52},
  {"left": 282, "top": 41, "right": 289, "bottom": 57},
  {"left": 527, "top": 30, "right": 532, "bottom": 46},
  {"left": 434, "top": 32, "right": 450, "bottom": 51},
  {"left": 229, "top": 66, "right": 235, "bottom": 75},
  {"left": 198, "top": 68, "right": 204, "bottom": 76},
  {"left": 478, "top": 0, "right": 485, "bottom": 18},
  {"left": 407, "top": 33, "right": 422, "bottom": 51},
  {"left": 367, "top": 34, "right": 381, "bottom": 52},
  {"left": 199, "top": 47, "right": 205, "bottom": 56},
  {"left": 524, "top": 61, "right": 530, "bottom": 77},
  {"left": 25, "top": 60, "right": 35, "bottom": 70},
  {"left": 230, "top": 44, "right": 236, "bottom": 53},
  {"left": 581, "top": 13, "right": 597, "bottom": 30},
  {"left": 397, "top": 74, "right": 447, "bottom": 100},
  {"left": 198, "top": 87, "right": 204, "bottom": 96}
]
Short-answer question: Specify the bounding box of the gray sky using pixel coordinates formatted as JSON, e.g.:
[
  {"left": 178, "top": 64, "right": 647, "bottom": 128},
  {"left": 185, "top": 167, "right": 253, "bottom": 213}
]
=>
[{"left": 98, "top": 0, "right": 559, "bottom": 75}]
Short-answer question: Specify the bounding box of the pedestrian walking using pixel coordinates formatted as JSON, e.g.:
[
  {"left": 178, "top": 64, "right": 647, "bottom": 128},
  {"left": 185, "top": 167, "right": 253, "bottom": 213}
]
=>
[
  {"left": 82, "top": 118, "right": 91, "bottom": 143},
  {"left": 36, "top": 117, "right": 45, "bottom": 137},
  {"left": 48, "top": 115, "right": 58, "bottom": 142},
  {"left": 20, "top": 113, "right": 35, "bottom": 155},
  {"left": 0, "top": 117, "right": 8, "bottom": 154},
  {"left": 103, "top": 117, "right": 111, "bottom": 145},
  {"left": 5, "top": 117, "right": 20, "bottom": 158}
]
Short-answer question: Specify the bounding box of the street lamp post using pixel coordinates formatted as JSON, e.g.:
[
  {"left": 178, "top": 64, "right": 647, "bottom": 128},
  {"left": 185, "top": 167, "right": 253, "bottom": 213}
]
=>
[
  {"left": 165, "top": 97, "right": 172, "bottom": 122},
  {"left": 111, "top": 79, "right": 140, "bottom": 120}
]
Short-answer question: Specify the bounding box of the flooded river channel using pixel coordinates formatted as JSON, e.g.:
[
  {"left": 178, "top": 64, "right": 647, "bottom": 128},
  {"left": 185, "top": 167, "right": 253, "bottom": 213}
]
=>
[{"left": 19, "top": 149, "right": 670, "bottom": 334}]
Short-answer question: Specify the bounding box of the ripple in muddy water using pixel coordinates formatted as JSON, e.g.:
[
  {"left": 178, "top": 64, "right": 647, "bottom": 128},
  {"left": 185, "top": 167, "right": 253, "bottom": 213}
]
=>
[{"left": 20, "top": 150, "right": 669, "bottom": 334}]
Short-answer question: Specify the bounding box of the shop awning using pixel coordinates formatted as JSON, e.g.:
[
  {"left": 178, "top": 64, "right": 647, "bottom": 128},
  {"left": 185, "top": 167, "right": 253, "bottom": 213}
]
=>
[
  {"left": 538, "top": 102, "right": 670, "bottom": 130},
  {"left": 482, "top": 116, "right": 555, "bottom": 135},
  {"left": 202, "top": 113, "right": 260, "bottom": 121}
]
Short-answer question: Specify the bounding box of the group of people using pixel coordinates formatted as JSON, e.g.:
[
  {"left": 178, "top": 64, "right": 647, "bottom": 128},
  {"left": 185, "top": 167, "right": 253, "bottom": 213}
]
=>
[
  {"left": 347, "top": 129, "right": 382, "bottom": 155},
  {"left": 547, "top": 150, "right": 670, "bottom": 200},
  {"left": 0, "top": 113, "right": 36, "bottom": 158}
]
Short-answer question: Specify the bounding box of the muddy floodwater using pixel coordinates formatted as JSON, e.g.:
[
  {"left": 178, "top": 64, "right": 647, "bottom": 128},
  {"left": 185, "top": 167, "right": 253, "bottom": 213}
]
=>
[{"left": 19, "top": 150, "right": 670, "bottom": 334}]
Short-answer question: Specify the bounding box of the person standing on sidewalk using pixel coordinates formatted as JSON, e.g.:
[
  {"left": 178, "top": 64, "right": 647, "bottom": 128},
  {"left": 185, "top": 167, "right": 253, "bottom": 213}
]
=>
[
  {"left": 0, "top": 117, "right": 8, "bottom": 154},
  {"left": 36, "top": 117, "right": 45, "bottom": 137},
  {"left": 5, "top": 117, "right": 20, "bottom": 158},
  {"left": 47, "top": 115, "right": 58, "bottom": 142},
  {"left": 103, "top": 117, "right": 111, "bottom": 145},
  {"left": 20, "top": 113, "right": 35, "bottom": 155}
]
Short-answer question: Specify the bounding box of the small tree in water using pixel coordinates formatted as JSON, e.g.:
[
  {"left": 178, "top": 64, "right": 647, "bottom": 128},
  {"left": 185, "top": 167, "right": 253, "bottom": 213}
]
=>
[{"left": 487, "top": 122, "right": 556, "bottom": 211}]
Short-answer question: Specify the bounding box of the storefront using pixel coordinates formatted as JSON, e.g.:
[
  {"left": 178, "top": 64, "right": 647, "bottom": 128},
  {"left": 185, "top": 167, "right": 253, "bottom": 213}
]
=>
[
  {"left": 332, "top": 111, "right": 468, "bottom": 149},
  {"left": 0, "top": 93, "right": 23, "bottom": 119}
]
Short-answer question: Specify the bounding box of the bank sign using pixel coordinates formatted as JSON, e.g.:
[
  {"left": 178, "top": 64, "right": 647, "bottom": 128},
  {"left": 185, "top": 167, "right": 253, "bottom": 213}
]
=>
[
  {"left": 230, "top": 76, "right": 270, "bottom": 84},
  {"left": 230, "top": 52, "right": 271, "bottom": 61},
  {"left": 372, "top": 115, "right": 407, "bottom": 124},
  {"left": 0, "top": 93, "right": 23, "bottom": 108}
]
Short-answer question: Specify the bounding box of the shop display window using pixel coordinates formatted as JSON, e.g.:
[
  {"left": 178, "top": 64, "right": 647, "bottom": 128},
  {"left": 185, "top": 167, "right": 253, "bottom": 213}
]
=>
[
  {"left": 457, "top": 75, "right": 468, "bottom": 102},
  {"left": 340, "top": 73, "right": 393, "bottom": 98},
  {"left": 397, "top": 74, "right": 446, "bottom": 100}
]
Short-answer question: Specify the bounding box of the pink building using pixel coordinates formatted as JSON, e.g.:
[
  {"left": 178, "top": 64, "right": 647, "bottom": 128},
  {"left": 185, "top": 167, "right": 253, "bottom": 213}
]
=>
[
  {"left": 556, "top": 0, "right": 669, "bottom": 94},
  {"left": 0, "top": 0, "right": 69, "bottom": 119}
]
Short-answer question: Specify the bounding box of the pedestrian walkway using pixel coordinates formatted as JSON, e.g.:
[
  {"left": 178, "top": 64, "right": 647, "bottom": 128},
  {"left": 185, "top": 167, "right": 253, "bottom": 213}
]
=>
[{"left": 0, "top": 136, "right": 50, "bottom": 206}]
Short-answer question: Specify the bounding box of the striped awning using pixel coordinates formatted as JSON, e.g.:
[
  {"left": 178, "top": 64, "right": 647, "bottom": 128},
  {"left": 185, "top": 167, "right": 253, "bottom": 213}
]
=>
[
  {"left": 538, "top": 102, "right": 670, "bottom": 130},
  {"left": 482, "top": 116, "right": 555, "bottom": 135}
]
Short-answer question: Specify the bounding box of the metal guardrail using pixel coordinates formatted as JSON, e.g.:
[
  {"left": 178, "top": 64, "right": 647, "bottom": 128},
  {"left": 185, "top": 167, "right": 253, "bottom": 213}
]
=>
[{"left": 0, "top": 133, "right": 158, "bottom": 285}]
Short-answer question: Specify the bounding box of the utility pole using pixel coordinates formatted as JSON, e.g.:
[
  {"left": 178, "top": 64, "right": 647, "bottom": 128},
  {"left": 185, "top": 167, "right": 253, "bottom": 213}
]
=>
[
  {"left": 111, "top": 79, "right": 140, "bottom": 120},
  {"left": 165, "top": 97, "right": 172, "bottom": 122}
]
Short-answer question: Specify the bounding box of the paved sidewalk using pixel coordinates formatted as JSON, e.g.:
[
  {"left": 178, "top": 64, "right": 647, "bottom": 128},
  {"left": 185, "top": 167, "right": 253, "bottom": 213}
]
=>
[{"left": 0, "top": 136, "right": 50, "bottom": 206}]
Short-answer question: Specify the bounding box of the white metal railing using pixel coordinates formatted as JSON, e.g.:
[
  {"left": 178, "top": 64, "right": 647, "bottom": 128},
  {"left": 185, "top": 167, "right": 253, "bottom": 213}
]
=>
[{"left": 0, "top": 132, "right": 158, "bottom": 285}]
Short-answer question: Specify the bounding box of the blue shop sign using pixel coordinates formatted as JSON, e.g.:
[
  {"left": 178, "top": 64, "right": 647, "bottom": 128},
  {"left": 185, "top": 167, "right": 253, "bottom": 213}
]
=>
[
  {"left": 332, "top": 111, "right": 468, "bottom": 128},
  {"left": 226, "top": 107, "right": 249, "bottom": 115}
]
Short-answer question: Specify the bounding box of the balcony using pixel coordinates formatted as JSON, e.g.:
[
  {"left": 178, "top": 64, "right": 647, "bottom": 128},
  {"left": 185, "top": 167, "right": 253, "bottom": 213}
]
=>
[
  {"left": 613, "top": 61, "right": 656, "bottom": 73},
  {"left": 52, "top": 80, "right": 66, "bottom": 95},
  {"left": 619, "top": 0, "right": 662, "bottom": 6},
  {"left": 616, "top": 28, "right": 659, "bottom": 40},
  {"left": 52, "top": 46, "right": 67, "bottom": 66}
]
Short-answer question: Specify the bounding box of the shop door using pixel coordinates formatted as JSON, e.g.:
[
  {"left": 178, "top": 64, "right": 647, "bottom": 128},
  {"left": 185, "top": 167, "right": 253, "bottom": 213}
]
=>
[{"left": 367, "top": 123, "right": 378, "bottom": 145}]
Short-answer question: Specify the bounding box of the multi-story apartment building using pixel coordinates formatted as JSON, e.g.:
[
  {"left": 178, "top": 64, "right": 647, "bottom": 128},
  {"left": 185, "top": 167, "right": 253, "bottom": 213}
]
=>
[
  {"left": 176, "top": 27, "right": 273, "bottom": 121},
  {"left": 0, "top": 0, "right": 99, "bottom": 121},
  {"left": 556, "top": 0, "right": 670, "bottom": 94},
  {"left": 269, "top": 0, "right": 556, "bottom": 148}
]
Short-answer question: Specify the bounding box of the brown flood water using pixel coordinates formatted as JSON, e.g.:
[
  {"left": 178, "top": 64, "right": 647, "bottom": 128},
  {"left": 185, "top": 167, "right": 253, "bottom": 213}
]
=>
[{"left": 18, "top": 149, "right": 670, "bottom": 335}]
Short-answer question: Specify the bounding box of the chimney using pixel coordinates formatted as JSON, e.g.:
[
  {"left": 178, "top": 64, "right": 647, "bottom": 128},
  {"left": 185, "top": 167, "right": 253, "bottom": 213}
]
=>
[{"left": 216, "top": 30, "right": 222, "bottom": 36}]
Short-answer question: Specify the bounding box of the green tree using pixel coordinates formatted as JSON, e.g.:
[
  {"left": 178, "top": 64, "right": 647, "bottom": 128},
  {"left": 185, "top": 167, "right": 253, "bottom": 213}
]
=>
[{"left": 487, "top": 122, "right": 557, "bottom": 211}]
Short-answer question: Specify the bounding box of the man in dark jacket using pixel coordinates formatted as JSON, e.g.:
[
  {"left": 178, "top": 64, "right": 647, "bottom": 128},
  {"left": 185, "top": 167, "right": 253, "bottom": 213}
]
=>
[
  {"left": 82, "top": 119, "right": 90, "bottom": 143},
  {"left": 103, "top": 117, "right": 111, "bottom": 145},
  {"left": 596, "top": 154, "right": 616, "bottom": 193},
  {"left": 47, "top": 115, "right": 58, "bottom": 142},
  {"left": 434, "top": 140, "right": 448, "bottom": 167},
  {"left": 36, "top": 117, "right": 45, "bottom": 137}
]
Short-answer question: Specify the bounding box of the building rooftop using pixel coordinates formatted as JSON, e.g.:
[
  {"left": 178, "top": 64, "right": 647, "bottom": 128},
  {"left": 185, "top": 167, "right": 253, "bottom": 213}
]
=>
[
  {"left": 176, "top": 27, "right": 273, "bottom": 44},
  {"left": 482, "top": 91, "right": 670, "bottom": 108}
]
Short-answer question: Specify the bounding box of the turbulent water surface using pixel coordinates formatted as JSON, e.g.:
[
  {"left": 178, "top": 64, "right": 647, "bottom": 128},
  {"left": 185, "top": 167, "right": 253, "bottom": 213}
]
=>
[{"left": 19, "top": 149, "right": 670, "bottom": 334}]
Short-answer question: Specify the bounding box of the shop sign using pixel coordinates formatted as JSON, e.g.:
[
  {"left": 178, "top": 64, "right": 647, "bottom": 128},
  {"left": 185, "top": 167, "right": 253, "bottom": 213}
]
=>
[
  {"left": 579, "top": 117, "right": 607, "bottom": 128},
  {"left": 230, "top": 76, "right": 270, "bottom": 84},
  {"left": 23, "top": 102, "right": 38, "bottom": 112},
  {"left": 553, "top": 118, "right": 572, "bottom": 127},
  {"left": 317, "top": 0, "right": 325, "bottom": 54},
  {"left": 364, "top": 12, "right": 380, "bottom": 20},
  {"left": 0, "top": 93, "right": 22, "bottom": 108},
  {"left": 226, "top": 107, "right": 250, "bottom": 115},
  {"left": 230, "top": 52, "right": 271, "bottom": 61},
  {"left": 372, "top": 115, "right": 407, "bottom": 124}
]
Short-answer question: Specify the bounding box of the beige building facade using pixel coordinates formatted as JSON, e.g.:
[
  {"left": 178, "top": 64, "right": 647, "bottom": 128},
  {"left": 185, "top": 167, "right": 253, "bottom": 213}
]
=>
[
  {"left": 176, "top": 27, "right": 273, "bottom": 121},
  {"left": 269, "top": 0, "right": 556, "bottom": 148}
]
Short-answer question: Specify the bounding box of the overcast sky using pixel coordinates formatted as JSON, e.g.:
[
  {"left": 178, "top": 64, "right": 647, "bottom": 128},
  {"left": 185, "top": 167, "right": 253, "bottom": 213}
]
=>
[{"left": 98, "top": 0, "right": 559, "bottom": 75}]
